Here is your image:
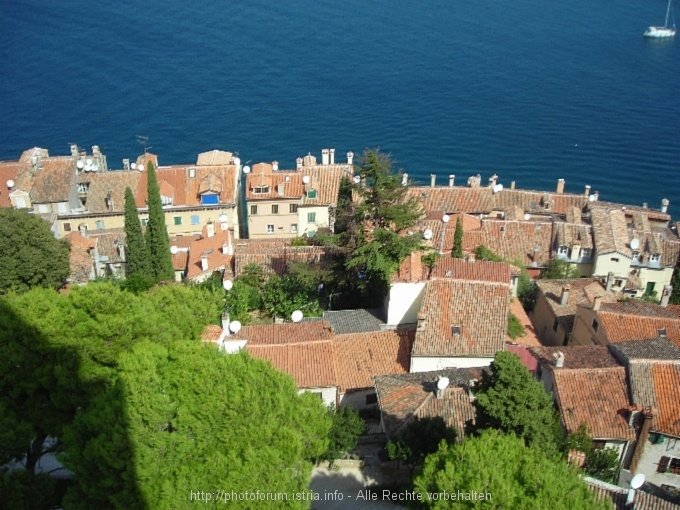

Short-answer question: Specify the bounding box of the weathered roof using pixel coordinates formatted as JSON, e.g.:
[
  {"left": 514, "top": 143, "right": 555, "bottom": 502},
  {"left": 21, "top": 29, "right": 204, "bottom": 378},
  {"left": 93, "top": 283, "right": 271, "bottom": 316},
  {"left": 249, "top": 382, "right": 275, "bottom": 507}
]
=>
[
  {"left": 530, "top": 345, "right": 621, "bottom": 370},
  {"left": 651, "top": 363, "right": 680, "bottom": 437},
  {"left": 247, "top": 342, "right": 337, "bottom": 389},
  {"left": 89, "top": 228, "right": 126, "bottom": 264},
  {"left": 186, "top": 229, "right": 234, "bottom": 280},
  {"left": 231, "top": 321, "right": 334, "bottom": 345},
  {"left": 412, "top": 279, "right": 509, "bottom": 357},
  {"left": 196, "top": 149, "right": 234, "bottom": 166},
  {"left": 332, "top": 329, "right": 414, "bottom": 393},
  {"left": 597, "top": 310, "right": 680, "bottom": 347},
  {"left": 408, "top": 186, "right": 494, "bottom": 215},
  {"left": 507, "top": 298, "right": 541, "bottom": 347},
  {"left": 586, "top": 477, "right": 680, "bottom": 510},
  {"left": 80, "top": 171, "right": 142, "bottom": 213},
  {"left": 374, "top": 367, "right": 484, "bottom": 439},
  {"left": 423, "top": 256, "right": 511, "bottom": 284},
  {"left": 63, "top": 231, "right": 95, "bottom": 284},
  {"left": 552, "top": 367, "right": 636, "bottom": 440},
  {"left": 30, "top": 157, "right": 75, "bottom": 203},
  {"left": 609, "top": 337, "right": 680, "bottom": 362},
  {"left": 322, "top": 308, "right": 384, "bottom": 335},
  {"left": 554, "top": 221, "right": 594, "bottom": 249},
  {"left": 0, "top": 162, "right": 23, "bottom": 207},
  {"left": 234, "top": 245, "right": 338, "bottom": 279}
]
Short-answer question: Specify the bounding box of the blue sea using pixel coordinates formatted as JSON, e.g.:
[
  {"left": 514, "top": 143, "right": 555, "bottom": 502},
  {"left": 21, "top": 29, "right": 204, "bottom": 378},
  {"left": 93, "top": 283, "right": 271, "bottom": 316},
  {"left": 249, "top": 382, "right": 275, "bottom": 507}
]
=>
[{"left": 1, "top": 0, "right": 679, "bottom": 213}]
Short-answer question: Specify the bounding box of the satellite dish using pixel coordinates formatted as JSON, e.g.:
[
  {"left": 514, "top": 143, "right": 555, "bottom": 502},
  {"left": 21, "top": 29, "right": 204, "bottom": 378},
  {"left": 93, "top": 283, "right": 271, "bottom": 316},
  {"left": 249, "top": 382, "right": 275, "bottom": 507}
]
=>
[
  {"left": 76, "top": 160, "right": 84, "bottom": 169},
  {"left": 170, "top": 246, "right": 179, "bottom": 255},
  {"left": 353, "top": 175, "right": 361, "bottom": 184},
  {"left": 630, "top": 238, "right": 640, "bottom": 250},
  {"left": 228, "top": 320, "right": 242, "bottom": 333},
  {"left": 223, "top": 279, "right": 233, "bottom": 291},
  {"left": 219, "top": 213, "right": 228, "bottom": 223},
  {"left": 302, "top": 175, "right": 311, "bottom": 184},
  {"left": 92, "top": 165, "right": 99, "bottom": 172},
  {"left": 493, "top": 183, "right": 503, "bottom": 193},
  {"left": 6, "top": 180, "right": 14, "bottom": 188},
  {"left": 242, "top": 165, "right": 251, "bottom": 174},
  {"left": 442, "top": 214, "right": 450, "bottom": 223},
  {"left": 233, "top": 157, "right": 240, "bottom": 166},
  {"left": 437, "top": 377, "right": 450, "bottom": 390},
  {"left": 291, "top": 310, "right": 304, "bottom": 323},
  {"left": 131, "top": 162, "right": 137, "bottom": 170},
  {"left": 423, "top": 229, "right": 433, "bottom": 240},
  {"left": 524, "top": 213, "right": 531, "bottom": 221},
  {"left": 84, "top": 164, "right": 92, "bottom": 172},
  {"left": 589, "top": 194, "right": 596, "bottom": 202},
  {"left": 630, "top": 474, "right": 645, "bottom": 489}
]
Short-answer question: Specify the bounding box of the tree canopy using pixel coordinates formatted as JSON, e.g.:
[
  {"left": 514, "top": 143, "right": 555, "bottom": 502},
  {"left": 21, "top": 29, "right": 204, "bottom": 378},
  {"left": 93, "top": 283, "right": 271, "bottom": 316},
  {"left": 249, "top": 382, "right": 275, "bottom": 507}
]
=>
[
  {"left": 144, "top": 162, "right": 174, "bottom": 281},
  {"left": 123, "top": 186, "right": 151, "bottom": 278},
  {"left": 320, "top": 406, "right": 365, "bottom": 466},
  {"left": 473, "top": 351, "right": 561, "bottom": 455},
  {"left": 386, "top": 416, "right": 457, "bottom": 473},
  {"left": 0, "top": 208, "right": 70, "bottom": 294},
  {"left": 413, "top": 430, "right": 610, "bottom": 510},
  {"left": 541, "top": 259, "right": 580, "bottom": 280}
]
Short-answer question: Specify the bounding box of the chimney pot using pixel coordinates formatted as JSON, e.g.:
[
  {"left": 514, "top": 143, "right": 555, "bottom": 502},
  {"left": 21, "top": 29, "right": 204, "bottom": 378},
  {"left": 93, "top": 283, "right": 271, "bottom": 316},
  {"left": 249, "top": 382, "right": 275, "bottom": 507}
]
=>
[
  {"left": 321, "top": 148, "right": 330, "bottom": 166},
  {"left": 329, "top": 148, "right": 335, "bottom": 165},
  {"left": 661, "top": 198, "right": 670, "bottom": 213},
  {"left": 346, "top": 151, "right": 354, "bottom": 165},
  {"left": 606, "top": 272, "right": 614, "bottom": 292},
  {"left": 430, "top": 174, "right": 436, "bottom": 188},
  {"left": 206, "top": 222, "right": 215, "bottom": 238},
  {"left": 401, "top": 173, "right": 408, "bottom": 186},
  {"left": 556, "top": 178, "right": 565, "bottom": 194},
  {"left": 593, "top": 295, "right": 602, "bottom": 311},
  {"left": 448, "top": 174, "right": 455, "bottom": 187},
  {"left": 560, "top": 285, "right": 571, "bottom": 306},
  {"left": 553, "top": 351, "right": 565, "bottom": 368},
  {"left": 201, "top": 255, "right": 209, "bottom": 272},
  {"left": 661, "top": 285, "right": 673, "bottom": 307},
  {"left": 510, "top": 180, "right": 516, "bottom": 190},
  {"left": 584, "top": 184, "right": 591, "bottom": 197}
]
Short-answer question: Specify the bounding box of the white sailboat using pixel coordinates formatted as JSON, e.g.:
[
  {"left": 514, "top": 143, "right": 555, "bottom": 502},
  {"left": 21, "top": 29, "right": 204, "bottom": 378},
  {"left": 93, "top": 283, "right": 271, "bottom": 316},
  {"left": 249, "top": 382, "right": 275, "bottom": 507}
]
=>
[{"left": 644, "top": 0, "right": 676, "bottom": 38}]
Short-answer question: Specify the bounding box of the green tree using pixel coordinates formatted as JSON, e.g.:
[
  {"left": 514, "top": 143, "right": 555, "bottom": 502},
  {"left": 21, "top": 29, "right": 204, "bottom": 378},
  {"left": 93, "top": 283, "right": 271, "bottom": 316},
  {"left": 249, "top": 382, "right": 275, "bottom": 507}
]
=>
[
  {"left": 413, "top": 430, "right": 610, "bottom": 510},
  {"left": 0, "top": 208, "right": 69, "bottom": 294},
  {"left": 62, "top": 344, "right": 331, "bottom": 509},
  {"left": 144, "top": 162, "right": 174, "bottom": 281},
  {"left": 320, "top": 407, "right": 365, "bottom": 466},
  {"left": 452, "top": 217, "right": 464, "bottom": 258},
  {"left": 474, "top": 244, "right": 504, "bottom": 262},
  {"left": 385, "top": 416, "right": 457, "bottom": 474},
  {"left": 123, "top": 186, "right": 151, "bottom": 278},
  {"left": 541, "top": 259, "right": 580, "bottom": 279},
  {"left": 564, "top": 423, "right": 621, "bottom": 484},
  {"left": 473, "top": 351, "right": 561, "bottom": 455},
  {"left": 507, "top": 311, "right": 526, "bottom": 339},
  {"left": 670, "top": 253, "right": 680, "bottom": 304}
]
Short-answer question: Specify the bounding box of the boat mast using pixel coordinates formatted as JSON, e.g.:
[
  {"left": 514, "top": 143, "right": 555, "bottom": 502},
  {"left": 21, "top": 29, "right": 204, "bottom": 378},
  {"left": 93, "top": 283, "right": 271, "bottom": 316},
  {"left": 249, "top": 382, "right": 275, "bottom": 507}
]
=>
[{"left": 664, "top": 0, "right": 672, "bottom": 27}]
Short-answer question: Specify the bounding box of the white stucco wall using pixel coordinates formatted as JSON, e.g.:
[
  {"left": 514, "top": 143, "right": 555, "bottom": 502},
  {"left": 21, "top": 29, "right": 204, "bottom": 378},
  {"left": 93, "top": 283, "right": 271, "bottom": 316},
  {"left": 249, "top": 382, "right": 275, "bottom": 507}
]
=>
[
  {"left": 220, "top": 338, "right": 247, "bottom": 354},
  {"left": 298, "top": 205, "right": 330, "bottom": 235},
  {"left": 385, "top": 282, "right": 427, "bottom": 326},
  {"left": 410, "top": 356, "right": 493, "bottom": 373},
  {"left": 639, "top": 267, "right": 674, "bottom": 298},
  {"left": 633, "top": 434, "right": 680, "bottom": 490},
  {"left": 299, "top": 386, "right": 337, "bottom": 409},
  {"left": 593, "top": 253, "right": 632, "bottom": 280}
]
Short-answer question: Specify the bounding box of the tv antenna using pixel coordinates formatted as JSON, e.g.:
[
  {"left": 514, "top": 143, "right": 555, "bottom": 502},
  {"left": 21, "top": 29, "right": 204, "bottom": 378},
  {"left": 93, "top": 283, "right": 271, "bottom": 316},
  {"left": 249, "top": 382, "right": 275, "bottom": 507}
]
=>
[{"left": 136, "top": 135, "right": 151, "bottom": 154}]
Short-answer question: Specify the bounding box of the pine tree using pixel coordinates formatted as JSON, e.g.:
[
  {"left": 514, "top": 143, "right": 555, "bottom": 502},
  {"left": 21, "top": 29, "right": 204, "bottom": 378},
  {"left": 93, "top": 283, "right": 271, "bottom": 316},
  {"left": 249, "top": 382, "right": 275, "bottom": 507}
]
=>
[
  {"left": 123, "top": 187, "right": 151, "bottom": 278},
  {"left": 144, "top": 162, "right": 174, "bottom": 281},
  {"left": 670, "top": 254, "right": 680, "bottom": 304},
  {"left": 452, "top": 217, "right": 464, "bottom": 258}
]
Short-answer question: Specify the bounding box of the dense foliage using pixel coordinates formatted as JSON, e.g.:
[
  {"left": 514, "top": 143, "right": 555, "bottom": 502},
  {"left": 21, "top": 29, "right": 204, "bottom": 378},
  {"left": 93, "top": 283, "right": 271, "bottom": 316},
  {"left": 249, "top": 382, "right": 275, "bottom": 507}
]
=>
[
  {"left": 473, "top": 352, "right": 561, "bottom": 455},
  {"left": 0, "top": 208, "right": 70, "bottom": 294},
  {"left": 413, "top": 430, "right": 610, "bottom": 510},
  {"left": 144, "top": 162, "right": 174, "bottom": 281},
  {"left": 564, "top": 424, "right": 621, "bottom": 483},
  {"left": 541, "top": 259, "right": 580, "bottom": 280},
  {"left": 385, "top": 417, "right": 457, "bottom": 473},
  {"left": 507, "top": 311, "right": 526, "bottom": 340},
  {"left": 319, "top": 407, "right": 365, "bottom": 466}
]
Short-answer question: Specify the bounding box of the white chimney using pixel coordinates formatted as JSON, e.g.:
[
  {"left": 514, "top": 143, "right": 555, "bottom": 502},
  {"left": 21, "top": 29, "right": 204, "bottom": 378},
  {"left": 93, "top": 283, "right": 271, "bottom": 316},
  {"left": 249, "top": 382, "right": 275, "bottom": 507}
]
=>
[
  {"left": 488, "top": 174, "right": 498, "bottom": 187},
  {"left": 560, "top": 285, "right": 570, "bottom": 306},
  {"left": 662, "top": 198, "right": 670, "bottom": 213},
  {"left": 584, "top": 184, "right": 591, "bottom": 197},
  {"left": 401, "top": 173, "right": 408, "bottom": 186},
  {"left": 225, "top": 228, "right": 233, "bottom": 255},
  {"left": 221, "top": 312, "right": 230, "bottom": 330},
  {"left": 330, "top": 148, "right": 335, "bottom": 165},
  {"left": 277, "top": 183, "right": 284, "bottom": 196},
  {"left": 510, "top": 180, "right": 516, "bottom": 190},
  {"left": 70, "top": 144, "right": 79, "bottom": 158},
  {"left": 606, "top": 272, "right": 614, "bottom": 292},
  {"left": 206, "top": 222, "right": 215, "bottom": 238},
  {"left": 417, "top": 312, "right": 427, "bottom": 331},
  {"left": 92, "top": 145, "right": 100, "bottom": 155},
  {"left": 321, "top": 148, "right": 329, "bottom": 165},
  {"left": 593, "top": 295, "right": 602, "bottom": 311},
  {"left": 272, "top": 160, "right": 279, "bottom": 171},
  {"left": 296, "top": 157, "right": 303, "bottom": 170},
  {"left": 347, "top": 151, "right": 354, "bottom": 165},
  {"left": 430, "top": 174, "right": 436, "bottom": 187},
  {"left": 661, "top": 285, "right": 672, "bottom": 307},
  {"left": 553, "top": 351, "right": 565, "bottom": 368},
  {"left": 448, "top": 175, "right": 455, "bottom": 187},
  {"left": 201, "top": 255, "right": 209, "bottom": 271},
  {"left": 556, "top": 178, "right": 565, "bottom": 194}
]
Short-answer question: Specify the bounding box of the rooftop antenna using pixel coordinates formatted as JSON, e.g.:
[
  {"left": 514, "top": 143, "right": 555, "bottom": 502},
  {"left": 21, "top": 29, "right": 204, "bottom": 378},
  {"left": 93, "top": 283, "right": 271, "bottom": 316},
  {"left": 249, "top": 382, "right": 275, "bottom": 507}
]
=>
[{"left": 136, "top": 135, "right": 151, "bottom": 154}]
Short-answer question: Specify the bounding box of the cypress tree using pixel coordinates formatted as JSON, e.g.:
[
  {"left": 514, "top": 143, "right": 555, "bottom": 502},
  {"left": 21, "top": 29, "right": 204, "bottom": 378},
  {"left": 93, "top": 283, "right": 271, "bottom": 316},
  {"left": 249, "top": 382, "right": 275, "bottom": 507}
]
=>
[
  {"left": 452, "top": 217, "right": 464, "bottom": 258},
  {"left": 123, "top": 187, "right": 151, "bottom": 277},
  {"left": 144, "top": 162, "right": 174, "bottom": 281}
]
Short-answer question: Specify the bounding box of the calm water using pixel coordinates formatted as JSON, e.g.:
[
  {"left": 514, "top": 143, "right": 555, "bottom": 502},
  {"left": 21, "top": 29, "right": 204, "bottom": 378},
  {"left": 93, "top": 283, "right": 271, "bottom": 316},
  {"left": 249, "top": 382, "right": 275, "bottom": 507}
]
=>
[{"left": 1, "top": 0, "right": 679, "bottom": 211}]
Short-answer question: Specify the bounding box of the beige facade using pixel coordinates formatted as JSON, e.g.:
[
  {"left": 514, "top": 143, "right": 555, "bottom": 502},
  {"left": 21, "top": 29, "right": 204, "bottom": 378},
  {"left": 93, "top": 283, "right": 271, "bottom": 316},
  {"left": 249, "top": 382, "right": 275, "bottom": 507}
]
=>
[
  {"left": 569, "top": 305, "right": 608, "bottom": 346},
  {"left": 533, "top": 291, "right": 569, "bottom": 346},
  {"left": 247, "top": 197, "right": 300, "bottom": 238}
]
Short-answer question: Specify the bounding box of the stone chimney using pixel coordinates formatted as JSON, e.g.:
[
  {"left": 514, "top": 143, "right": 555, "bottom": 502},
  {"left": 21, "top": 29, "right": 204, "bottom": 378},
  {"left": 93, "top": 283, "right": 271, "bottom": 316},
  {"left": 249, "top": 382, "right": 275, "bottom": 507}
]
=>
[
  {"left": 70, "top": 144, "right": 79, "bottom": 158},
  {"left": 272, "top": 160, "right": 279, "bottom": 171},
  {"left": 206, "top": 222, "right": 215, "bottom": 238},
  {"left": 430, "top": 174, "right": 436, "bottom": 188},
  {"left": 330, "top": 148, "right": 335, "bottom": 165},
  {"left": 510, "top": 180, "right": 516, "bottom": 190},
  {"left": 117, "top": 242, "right": 125, "bottom": 261},
  {"left": 584, "top": 184, "right": 591, "bottom": 197},
  {"left": 417, "top": 312, "right": 427, "bottom": 331},
  {"left": 321, "top": 148, "right": 330, "bottom": 165},
  {"left": 347, "top": 151, "right": 354, "bottom": 165},
  {"left": 201, "top": 254, "right": 209, "bottom": 272},
  {"left": 553, "top": 351, "right": 565, "bottom": 368},
  {"left": 225, "top": 228, "right": 233, "bottom": 255},
  {"left": 401, "top": 173, "right": 408, "bottom": 186},
  {"left": 296, "top": 157, "right": 303, "bottom": 170},
  {"left": 662, "top": 198, "right": 670, "bottom": 214},
  {"left": 661, "top": 285, "right": 672, "bottom": 307},
  {"left": 560, "top": 285, "right": 571, "bottom": 306},
  {"left": 448, "top": 175, "right": 455, "bottom": 187},
  {"left": 488, "top": 174, "right": 498, "bottom": 188},
  {"left": 606, "top": 272, "right": 614, "bottom": 292},
  {"left": 221, "top": 311, "right": 230, "bottom": 331},
  {"left": 593, "top": 295, "right": 602, "bottom": 311},
  {"left": 556, "top": 178, "right": 565, "bottom": 194}
]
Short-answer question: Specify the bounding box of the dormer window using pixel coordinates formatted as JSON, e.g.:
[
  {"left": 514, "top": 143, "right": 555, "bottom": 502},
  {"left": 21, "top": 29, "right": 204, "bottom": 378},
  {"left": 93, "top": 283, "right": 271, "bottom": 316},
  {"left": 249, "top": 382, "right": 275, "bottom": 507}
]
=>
[
  {"left": 557, "top": 246, "right": 568, "bottom": 256},
  {"left": 200, "top": 193, "right": 219, "bottom": 205},
  {"left": 650, "top": 253, "right": 661, "bottom": 264},
  {"left": 78, "top": 183, "right": 89, "bottom": 194},
  {"left": 306, "top": 189, "right": 317, "bottom": 199},
  {"left": 253, "top": 186, "right": 270, "bottom": 194},
  {"left": 160, "top": 194, "right": 173, "bottom": 206},
  {"left": 581, "top": 248, "right": 592, "bottom": 259}
]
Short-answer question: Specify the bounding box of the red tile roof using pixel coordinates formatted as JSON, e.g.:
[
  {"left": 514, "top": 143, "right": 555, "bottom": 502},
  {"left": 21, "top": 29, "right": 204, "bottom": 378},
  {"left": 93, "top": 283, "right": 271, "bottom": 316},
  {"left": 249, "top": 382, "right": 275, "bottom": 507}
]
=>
[
  {"left": 231, "top": 321, "right": 334, "bottom": 346},
  {"left": 552, "top": 367, "right": 635, "bottom": 440},
  {"left": 30, "top": 157, "right": 75, "bottom": 203},
  {"left": 63, "top": 232, "right": 95, "bottom": 284},
  {"left": 186, "top": 229, "right": 235, "bottom": 280},
  {"left": 0, "top": 162, "right": 22, "bottom": 208},
  {"left": 597, "top": 311, "right": 680, "bottom": 347},
  {"left": 530, "top": 345, "right": 621, "bottom": 370},
  {"left": 247, "top": 343, "right": 337, "bottom": 389},
  {"left": 201, "top": 325, "right": 223, "bottom": 342},
  {"left": 507, "top": 298, "right": 541, "bottom": 347},
  {"left": 234, "top": 245, "right": 338, "bottom": 278},
  {"left": 172, "top": 251, "right": 188, "bottom": 271},
  {"left": 651, "top": 363, "right": 680, "bottom": 437},
  {"left": 426, "top": 257, "right": 511, "bottom": 284}
]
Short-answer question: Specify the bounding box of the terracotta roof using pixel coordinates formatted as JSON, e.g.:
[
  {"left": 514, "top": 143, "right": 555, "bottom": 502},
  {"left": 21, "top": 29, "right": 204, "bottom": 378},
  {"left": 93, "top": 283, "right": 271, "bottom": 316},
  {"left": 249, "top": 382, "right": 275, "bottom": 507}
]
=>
[
  {"left": 0, "top": 162, "right": 23, "bottom": 207},
  {"left": 475, "top": 219, "right": 554, "bottom": 266},
  {"left": 586, "top": 477, "right": 680, "bottom": 510},
  {"left": 554, "top": 221, "right": 594, "bottom": 249},
  {"left": 505, "top": 344, "right": 539, "bottom": 372},
  {"left": 196, "top": 150, "right": 234, "bottom": 166},
  {"left": 651, "top": 364, "right": 680, "bottom": 437},
  {"left": 610, "top": 337, "right": 680, "bottom": 362},
  {"left": 424, "top": 256, "right": 511, "bottom": 284},
  {"left": 601, "top": 301, "right": 679, "bottom": 318},
  {"left": 172, "top": 251, "right": 188, "bottom": 271},
  {"left": 79, "top": 171, "right": 142, "bottom": 213},
  {"left": 493, "top": 187, "right": 588, "bottom": 215},
  {"left": 535, "top": 278, "right": 616, "bottom": 334},
  {"left": 64, "top": 232, "right": 95, "bottom": 284},
  {"left": 374, "top": 367, "right": 484, "bottom": 439},
  {"left": 230, "top": 321, "right": 334, "bottom": 345},
  {"left": 299, "top": 165, "right": 352, "bottom": 206},
  {"left": 169, "top": 235, "right": 199, "bottom": 249},
  {"left": 322, "top": 309, "right": 384, "bottom": 335},
  {"left": 234, "top": 245, "right": 337, "bottom": 279},
  {"left": 413, "top": 279, "right": 509, "bottom": 357},
  {"left": 507, "top": 298, "right": 541, "bottom": 347},
  {"left": 408, "top": 186, "right": 494, "bottom": 214},
  {"left": 89, "top": 229, "right": 126, "bottom": 263},
  {"left": 201, "top": 324, "right": 223, "bottom": 342},
  {"left": 530, "top": 345, "right": 621, "bottom": 370},
  {"left": 552, "top": 367, "right": 635, "bottom": 440},
  {"left": 245, "top": 171, "right": 303, "bottom": 200},
  {"left": 186, "top": 229, "right": 235, "bottom": 280},
  {"left": 597, "top": 310, "right": 680, "bottom": 347},
  {"left": 30, "top": 157, "right": 75, "bottom": 203},
  {"left": 332, "top": 329, "right": 414, "bottom": 393},
  {"left": 247, "top": 342, "right": 337, "bottom": 389}
]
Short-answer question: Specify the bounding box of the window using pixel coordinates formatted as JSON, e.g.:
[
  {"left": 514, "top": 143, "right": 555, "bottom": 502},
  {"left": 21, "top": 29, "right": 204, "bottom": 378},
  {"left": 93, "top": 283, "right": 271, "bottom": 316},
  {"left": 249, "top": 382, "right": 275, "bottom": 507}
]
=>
[
  {"left": 191, "top": 215, "right": 200, "bottom": 225},
  {"left": 250, "top": 205, "right": 258, "bottom": 215},
  {"left": 610, "top": 257, "right": 620, "bottom": 263},
  {"left": 592, "top": 318, "right": 599, "bottom": 332},
  {"left": 553, "top": 318, "right": 559, "bottom": 333},
  {"left": 253, "top": 186, "right": 270, "bottom": 194},
  {"left": 306, "top": 189, "right": 317, "bottom": 199},
  {"left": 581, "top": 248, "right": 592, "bottom": 259},
  {"left": 200, "top": 193, "right": 219, "bottom": 205},
  {"left": 78, "top": 183, "right": 89, "bottom": 194},
  {"left": 271, "top": 204, "right": 279, "bottom": 214},
  {"left": 174, "top": 216, "right": 182, "bottom": 225},
  {"left": 95, "top": 220, "right": 105, "bottom": 230},
  {"left": 658, "top": 456, "right": 680, "bottom": 474},
  {"left": 646, "top": 282, "right": 656, "bottom": 295},
  {"left": 307, "top": 212, "right": 316, "bottom": 223},
  {"left": 650, "top": 253, "right": 661, "bottom": 263},
  {"left": 38, "top": 204, "right": 49, "bottom": 213},
  {"left": 365, "top": 393, "right": 378, "bottom": 405},
  {"left": 15, "top": 197, "right": 26, "bottom": 208},
  {"left": 290, "top": 204, "right": 298, "bottom": 213},
  {"left": 452, "top": 325, "right": 461, "bottom": 336},
  {"left": 291, "top": 224, "right": 298, "bottom": 233},
  {"left": 140, "top": 218, "right": 148, "bottom": 227},
  {"left": 267, "top": 224, "right": 274, "bottom": 234},
  {"left": 57, "top": 202, "right": 68, "bottom": 214},
  {"left": 614, "top": 279, "right": 623, "bottom": 287},
  {"left": 63, "top": 222, "right": 72, "bottom": 232},
  {"left": 558, "top": 246, "right": 568, "bottom": 255}
]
